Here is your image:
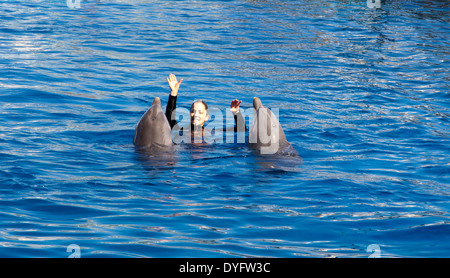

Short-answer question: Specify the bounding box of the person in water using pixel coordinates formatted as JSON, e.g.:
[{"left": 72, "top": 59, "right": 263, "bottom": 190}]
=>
[{"left": 165, "top": 73, "right": 246, "bottom": 143}]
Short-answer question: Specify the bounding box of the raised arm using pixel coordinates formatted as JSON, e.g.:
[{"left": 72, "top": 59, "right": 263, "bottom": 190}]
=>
[
  {"left": 230, "top": 99, "right": 246, "bottom": 132},
  {"left": 165, "top": 73, "right": 183, "bottom": 128}
]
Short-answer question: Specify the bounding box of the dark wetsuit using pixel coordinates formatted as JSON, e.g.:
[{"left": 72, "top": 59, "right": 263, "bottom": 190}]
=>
[
  {"left": 165, "top": 95, "right": 179, "bottom": 130},
  {"left": 165, "top": 95, "right": 247, "bottom": 142}
]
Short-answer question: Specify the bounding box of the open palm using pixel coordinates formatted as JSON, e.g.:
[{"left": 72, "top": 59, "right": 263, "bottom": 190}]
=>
[{"left": 167, "top": 73, "right": 183, "bottom": 96}]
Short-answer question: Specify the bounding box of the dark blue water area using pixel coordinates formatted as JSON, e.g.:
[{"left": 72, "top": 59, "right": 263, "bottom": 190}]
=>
[{"left": 0, "top": 0, "right": 449, "bottom": 257}]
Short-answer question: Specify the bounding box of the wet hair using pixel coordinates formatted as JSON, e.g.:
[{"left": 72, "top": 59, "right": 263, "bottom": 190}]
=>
[{"left": 190, "top": 100, "right": 209, "bottom": 116}]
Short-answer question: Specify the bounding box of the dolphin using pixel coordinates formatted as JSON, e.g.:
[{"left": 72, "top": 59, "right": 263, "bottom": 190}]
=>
[
  {"left": 249, "top": 97, "right": 298, "bottom": 156},
  {"left": 134, "top": 97, "right": 173, "bottom": 148}
]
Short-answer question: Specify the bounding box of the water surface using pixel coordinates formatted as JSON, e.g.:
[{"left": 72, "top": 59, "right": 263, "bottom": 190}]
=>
[{"left": 0, "top": 0, "right": 449, "bottom": 257}]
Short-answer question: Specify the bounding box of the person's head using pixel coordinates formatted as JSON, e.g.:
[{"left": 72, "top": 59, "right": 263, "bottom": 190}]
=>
[{"left": 190, "top": 100, "right": 209, "bottom": 127}]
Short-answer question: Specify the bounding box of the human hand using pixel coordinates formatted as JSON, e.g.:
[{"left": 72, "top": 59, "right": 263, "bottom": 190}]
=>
[
  {"left": 230, "top": 99, "right": 242, "bottom": 114},
  {"left": 167, "top": 73, "right": 183, "bottom": 96}
]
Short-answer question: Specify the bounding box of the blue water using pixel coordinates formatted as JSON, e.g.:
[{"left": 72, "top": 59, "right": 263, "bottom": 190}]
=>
[{"left": 0, "top": 0, "right": 449, "bottom": 258}]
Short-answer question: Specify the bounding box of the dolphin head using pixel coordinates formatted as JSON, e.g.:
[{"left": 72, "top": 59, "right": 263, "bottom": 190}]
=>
[
  {"left": 134, "top": 97, "right": 173, "bottom": 147},
  {"left": 147, "top": 98, "right": 166, "bottom": 127},
  {"left": 249, "top": 97, "right": 289, "bottom": 154}
]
